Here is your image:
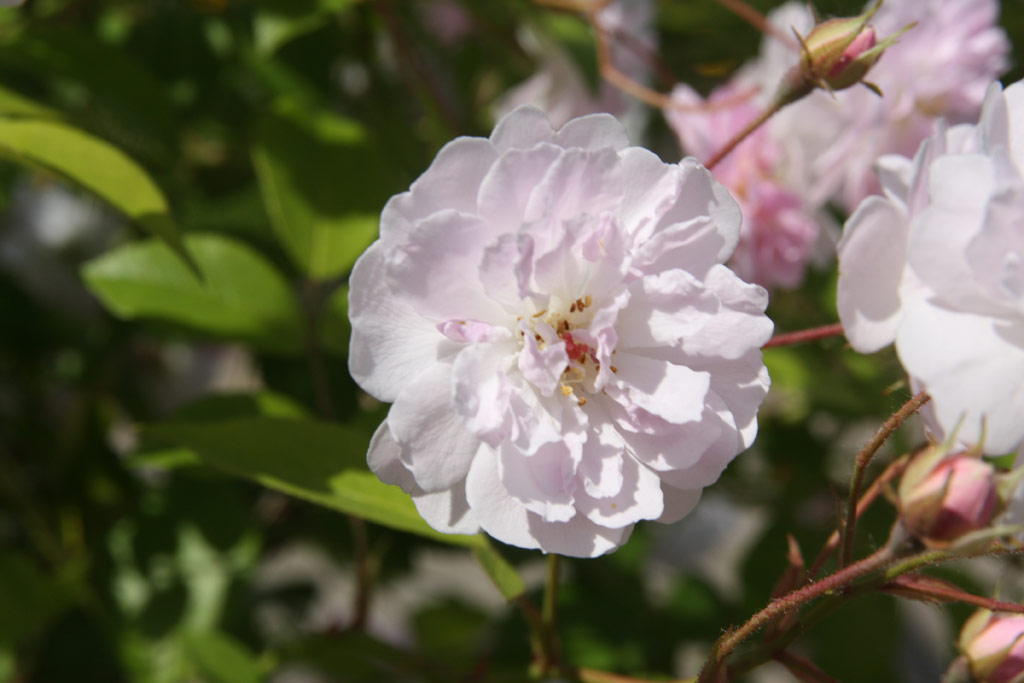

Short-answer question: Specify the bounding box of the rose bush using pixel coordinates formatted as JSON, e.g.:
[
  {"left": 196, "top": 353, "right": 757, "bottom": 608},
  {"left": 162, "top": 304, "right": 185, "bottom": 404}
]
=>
[{"left": 348, "top": 107, "right": 773, "bottom": 557}]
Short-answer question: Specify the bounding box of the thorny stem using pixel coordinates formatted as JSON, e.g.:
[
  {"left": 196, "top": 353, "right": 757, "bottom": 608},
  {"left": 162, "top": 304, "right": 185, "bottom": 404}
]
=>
[
  {"left": 762, "top": 323, "right": 845, "bottom": 349},
  {"left": 730, "top": 541, "right": 1024, "bottom": 679},
  {"left": 698, "top": 530, "right": 904, "bottom": 683},
  {"left": 838, "top": 391, "right": 930, "bottom": 568},
  {"left": 806, "top": 454, "right": 910, "bottom": 580},
  {"left": 712, "top": 0, "right": 800, "bottom": 51},
  {"left": 704, "top": 102, "right": 780, "bottom": 170}
]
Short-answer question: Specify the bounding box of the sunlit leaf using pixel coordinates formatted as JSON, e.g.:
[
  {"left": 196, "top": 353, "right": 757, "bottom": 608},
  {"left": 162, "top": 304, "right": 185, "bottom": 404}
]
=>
[
  {"left": 143, "top": 417, "right": 487, "bottom": 548},
  {"left": 181, "top": 630, "right": 263, "bottom": 683},
  {"left": 252, "top": 101, "right": 392, "bottom": 280},
  {"left": 82, "top": 234, "right": 303, "bottom": 353},
  {"left": 0, "top": 116, "right": 193, "bottom": 269}
]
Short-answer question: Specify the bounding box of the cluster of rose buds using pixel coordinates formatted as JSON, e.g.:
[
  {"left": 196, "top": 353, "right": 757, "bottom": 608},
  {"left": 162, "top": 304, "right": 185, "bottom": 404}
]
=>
[{"left": 897, "top": 441, "right": 1024, "bottom": 548}]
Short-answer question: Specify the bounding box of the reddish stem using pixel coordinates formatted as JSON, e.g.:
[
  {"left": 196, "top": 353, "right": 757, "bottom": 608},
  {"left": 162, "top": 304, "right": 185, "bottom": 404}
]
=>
[
  {"left": 838, "top": 391, "right": 930, "bottom": 568},
  {"left": 762, "top": 323, "right": 845, "bottom": 349}
]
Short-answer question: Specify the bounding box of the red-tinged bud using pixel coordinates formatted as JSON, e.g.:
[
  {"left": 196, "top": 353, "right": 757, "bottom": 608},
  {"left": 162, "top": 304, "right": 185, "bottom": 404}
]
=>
[
  {"left": 773, "top": 1, "right": 913, "bottom": 107},
  {"left": 901, "top": 455, "right": 998, "bottom": 542},
  {"left": 959, "top": 610, "right": 1024, "bottom": 683}
]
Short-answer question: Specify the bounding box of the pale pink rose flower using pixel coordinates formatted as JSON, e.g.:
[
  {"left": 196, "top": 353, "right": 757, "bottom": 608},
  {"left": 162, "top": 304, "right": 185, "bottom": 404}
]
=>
[
  {"left": 666, "top": 85, "right": 819, "bottom": 289},
  {"left": 838, "top": 80, "right": 1024, "bottom": 455},
  {"left": 348, "top": 107, "right": 773, "bottom": 557},
  {"left": 755, "top": 0, "right": 1008, "bottom": 211}
]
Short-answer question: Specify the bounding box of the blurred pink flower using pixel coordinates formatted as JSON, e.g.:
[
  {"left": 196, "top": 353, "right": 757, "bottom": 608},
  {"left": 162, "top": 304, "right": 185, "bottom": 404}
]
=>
[
  {"left": 348, "top": 107, "right": 772, "bottom": 557},
  {"left": 961, "top": 611, "right": 1024, "bottom": 682},
  {"left": 839, "top": 80, "right": 1024, "bottom": 455},
  {"left": 494, "top": 0, "right": 654, "bottom": 135},
  {"left": 760, "top": 0, "right": 1009, "bottom": 210},
  {"left": 666, "top": 85, "right": 819, "bottom": 289}
]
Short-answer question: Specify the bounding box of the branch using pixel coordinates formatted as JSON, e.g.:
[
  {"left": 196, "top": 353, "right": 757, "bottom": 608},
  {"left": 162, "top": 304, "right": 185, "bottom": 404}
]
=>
[
  {"left": 762, "top": 323, "right": 845, "bottom": 349},
  {"left": 838, "top": 391, "right": 930, "bottom": 568}
]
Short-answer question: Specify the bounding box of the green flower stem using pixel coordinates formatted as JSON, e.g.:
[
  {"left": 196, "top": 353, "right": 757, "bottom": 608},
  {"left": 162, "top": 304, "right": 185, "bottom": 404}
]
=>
[
  {"left": 538, "top": 553, "right": 563, "bottom": 676},
  {"left": 838, "top": 391, "right": 930, "bottom": 568}
]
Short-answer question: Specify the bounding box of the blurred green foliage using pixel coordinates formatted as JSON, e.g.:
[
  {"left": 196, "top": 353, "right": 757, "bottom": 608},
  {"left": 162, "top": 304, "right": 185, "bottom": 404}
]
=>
[{"left": 0, "top": 1, "right": 1021, "bottom": 682}]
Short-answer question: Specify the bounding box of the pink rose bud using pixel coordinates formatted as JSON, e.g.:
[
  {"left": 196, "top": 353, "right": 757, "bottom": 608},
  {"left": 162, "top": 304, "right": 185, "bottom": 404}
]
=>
[
  {"left": 899, "top": 452, "right": 999, "bottom": 543},
  {"left": 960, "top": 611, "right": 1024, "bottom": 682},
  {"left": 774, "top": 0, "right": 912, "bottom": 106}
]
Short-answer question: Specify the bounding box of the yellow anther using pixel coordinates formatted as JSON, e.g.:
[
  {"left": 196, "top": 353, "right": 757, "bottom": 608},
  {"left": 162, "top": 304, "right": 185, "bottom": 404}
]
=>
[
  {"left": 577, "top": 396, "right": 587, "bottom": 407},
  {"left": 532, "top": 309, "right": 547, "bottom": 318},
  {"left": 560, "top": 385, "right": 573, "bottom": 396}
]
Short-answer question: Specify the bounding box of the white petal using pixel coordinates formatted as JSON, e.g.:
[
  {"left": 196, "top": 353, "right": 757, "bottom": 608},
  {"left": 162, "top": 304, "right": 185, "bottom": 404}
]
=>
[
  {"left": 522, "top": 147, "right": 624, "bottom": 229},
  {"left": 498, "top": 440, "right": 577, "bottom": 523},
  {"left": 574, "top": 455, "right": 664, "bottom": 528},
  {"left": 465, "top": 449, "right": 542, "bottom": 551},
  {"left": 412, "top": 478, "right": 480, "bottom": 534},
  {"left": 387, "top": 361, "right": 480, "bottom": 492},
  {"left": 526, "top": 511, "right": 632, "bottom": 558},
  {"left": 609, "top": 352, "right": 710, "bottom": 425},
  {"left": 897, "top": 303, "right": 1024, "bottom": 454},
  {"left": 837, "top": 195, "right": 912, "bottom": 353},
  {"left": 348, "top": 242, "right": 454, "bottom": 402},
  {"left": 452, "top": 343, "right": 514, "bottom": 446},
  {"left": 555, "top": 112, "right": 631, "bottom": 151},
  {"left": 367, "top": 421, "right": 416, "bottom": 491},
  {"left": 477, "top": 143, "right": 563, "bottom": 234},
  {"left": 489, "top": 106, "right": 556, "bottom": 151},
  {"left": 380, "top": 137, "right": 497, "bottom": 243},
  {"left": 386, "top": 210, "right": 506, "bottom": 323},
  {"left": 616, "top": 147, "right": 683, "bottom": 242},
  {"left": 646, "top": 158, "right": 741, "bottom": 271}
]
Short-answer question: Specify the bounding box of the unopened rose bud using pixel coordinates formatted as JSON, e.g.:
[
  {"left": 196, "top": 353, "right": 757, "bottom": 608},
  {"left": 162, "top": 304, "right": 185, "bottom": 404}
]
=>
[
  {"left": 774, "top": 0, "right": 913, "bottom": 106},
  {"left": 959, "top": 610, "right": 1024, "bottom": 682},
  {"left": 898, "top": 448, "right": 1000, "bottom": 545}
]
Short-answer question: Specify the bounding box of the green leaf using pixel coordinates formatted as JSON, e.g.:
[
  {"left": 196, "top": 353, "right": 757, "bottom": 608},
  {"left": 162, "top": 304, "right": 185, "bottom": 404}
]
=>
[
  {"left": 82, "top": 233, "right": 303, "bottom": 353},
  {"left": 473, "top": 543, "right": 525, "bottom": 601},
  {"left": 0, "top": 116, "right": 194, "bottom": 270},
  {"left": 181, "top": 630, "right": 263, "bottom": 683},
  {"left": 0, "top": 84, "right": 59, "bottom": 119},
  {"left": 143, "top": 417, "right": 486, "bottom": 548},
  {"left": 252, "top": 102, "right": 392, "bottom": 280}
]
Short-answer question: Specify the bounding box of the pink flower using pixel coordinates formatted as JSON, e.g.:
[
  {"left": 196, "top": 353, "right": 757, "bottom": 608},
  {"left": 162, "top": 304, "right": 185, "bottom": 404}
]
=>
[
  {"left": 348, "top": 107, "right": 773, "bottom": 557},
  {"left": 960, "top": 611, "right": 1024, "bottom": 682},
  {"left": 666, "top": 85, "right": 819, "bottom": 289},
  {"left": 494, "top": 0, "right": 654, "bottom": 135},
  {"left": 838, "top": 80, "right": 1024, "bottom": 455},
  {"left": 764, "top": 0, "right": 1009, "bottom": 211}
]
